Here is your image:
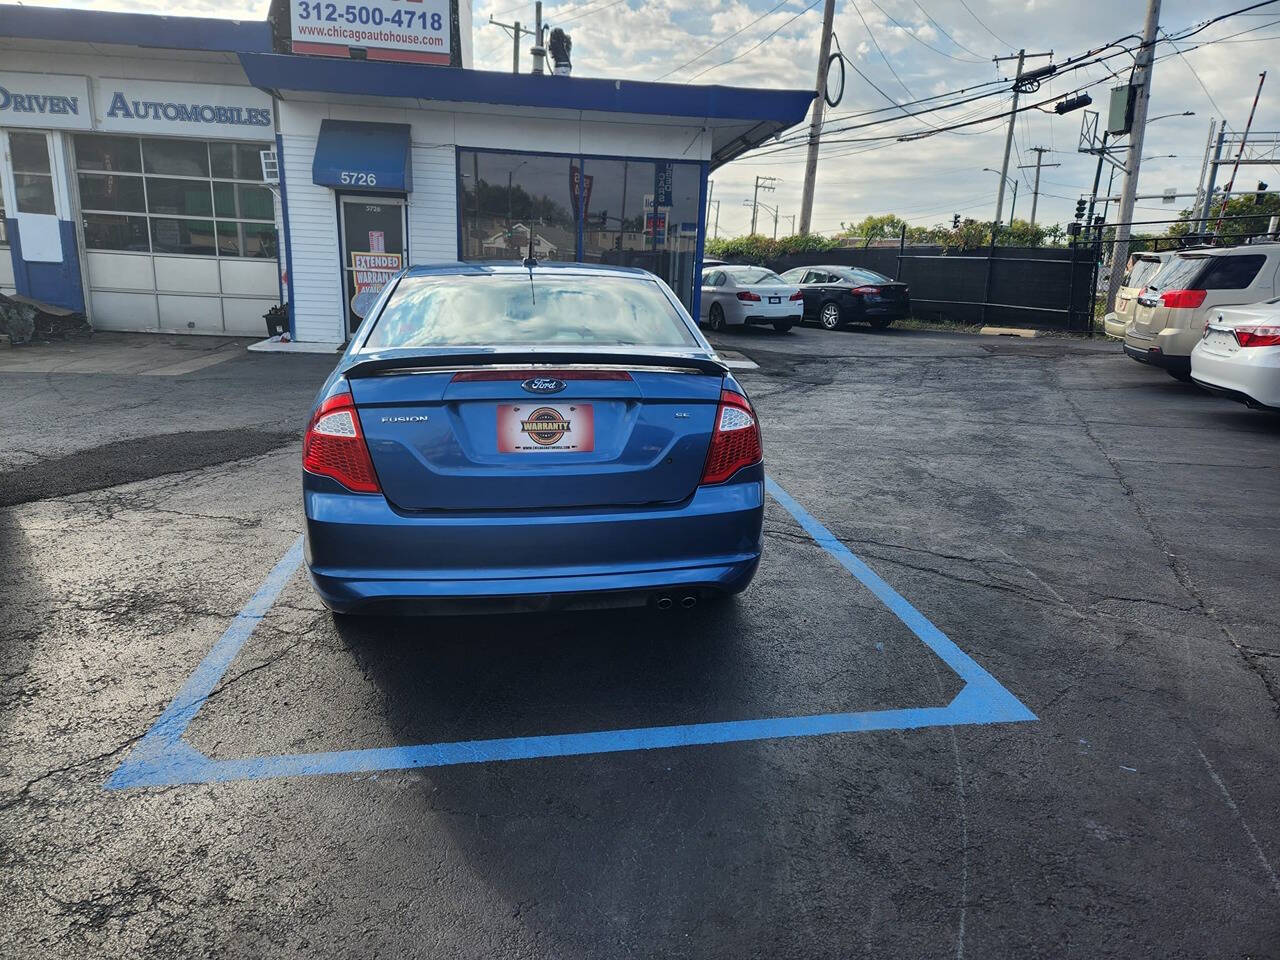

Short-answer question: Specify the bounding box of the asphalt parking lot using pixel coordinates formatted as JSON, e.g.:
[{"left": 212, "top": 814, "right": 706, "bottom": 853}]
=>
[{"left": 3, "top": 325, "right": 1278, "bottom": 958}]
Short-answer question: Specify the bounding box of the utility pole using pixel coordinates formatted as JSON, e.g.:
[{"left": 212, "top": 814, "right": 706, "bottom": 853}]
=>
[
  {"left": 1214, "top": 71, "right": 1267, "bottom": 233},
  {"left": 530, "top": 1, "right": 546, "bottom": 74},
  {"left": 991, "top": 49, "right": 1052, "bottom": 227},
  {"left": 752, "top": 175, "right": 779, "bottom": 235},
  {"left": 488, "top": 14, "right": 534, "bottom": 73},
  {"left": 1018, "top": 147, "right": 1060, "bottom": 227},
  {"left": 1106, "top": 0, "right": 1160, "bottom": 313},
  {"left": 708, "top": 200, "right": 720, "bottom": 238},
  {"left": 798, "top": 0, "right": 836, "bottom": 235},
  {"left": 785, "top": 214, "right": 796, "bottom": 235}
]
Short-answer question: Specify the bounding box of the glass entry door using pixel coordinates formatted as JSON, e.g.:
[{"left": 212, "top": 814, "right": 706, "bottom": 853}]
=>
[{"left": 339, "top": 197, "right": 406, "bottom": 334}]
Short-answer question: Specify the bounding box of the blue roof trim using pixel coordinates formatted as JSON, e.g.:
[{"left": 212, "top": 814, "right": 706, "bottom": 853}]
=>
[
  {"left": 0, "top": 6, "right": 272, "bottom": 54},
  {"left": 313, "top": 120, "right": 413, "bottom": 192},
  {"left": 238, "top": 53, "right": 813, "bottom": 126}
]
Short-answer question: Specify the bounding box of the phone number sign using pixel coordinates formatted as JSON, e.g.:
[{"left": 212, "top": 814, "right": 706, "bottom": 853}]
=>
[{"left": 291, "top": 0, "right": 451, "bottom": 65}]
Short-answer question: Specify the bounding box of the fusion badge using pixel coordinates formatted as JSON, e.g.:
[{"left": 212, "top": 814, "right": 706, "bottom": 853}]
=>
[{"left": 497, "top": 404, "right": 595, "bottom": 452}]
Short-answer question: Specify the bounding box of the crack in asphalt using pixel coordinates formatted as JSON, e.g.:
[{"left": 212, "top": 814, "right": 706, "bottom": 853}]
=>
[{"left": 1055, "top": 368, "right": 1280, "bottom": 718}]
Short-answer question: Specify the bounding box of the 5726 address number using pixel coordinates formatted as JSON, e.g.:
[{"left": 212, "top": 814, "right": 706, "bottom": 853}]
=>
[{"left": 339, "top": 171, "right": 377, "bottom": 186}]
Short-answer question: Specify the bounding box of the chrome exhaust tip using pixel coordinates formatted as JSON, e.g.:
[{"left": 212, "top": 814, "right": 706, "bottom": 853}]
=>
[
  {"left": 655, "top": 596, "right": 674, "bottom": 610},
  {"left": 680, "top": 595, "right": 698, "bottom": 609}
]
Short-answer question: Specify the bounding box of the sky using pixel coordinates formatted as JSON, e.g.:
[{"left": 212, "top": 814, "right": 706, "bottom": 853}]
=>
[{"left": 35, "top": 0, "right": 1280, "bottom": 236}]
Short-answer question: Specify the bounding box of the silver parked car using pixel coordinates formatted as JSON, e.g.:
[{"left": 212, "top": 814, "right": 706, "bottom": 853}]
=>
[{"left": 699, "top": 265, "right": 804, "bottom": 333}]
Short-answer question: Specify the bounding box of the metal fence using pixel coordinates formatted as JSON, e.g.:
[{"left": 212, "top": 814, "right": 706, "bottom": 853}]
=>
[{"left": 752, "top": 237, "right": 1099, "bottom": 331}]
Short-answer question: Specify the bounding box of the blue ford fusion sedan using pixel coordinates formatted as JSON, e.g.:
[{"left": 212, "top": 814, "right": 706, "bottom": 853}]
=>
[{"left": 302, "top": 261, "right": 764, "bottom": 615}]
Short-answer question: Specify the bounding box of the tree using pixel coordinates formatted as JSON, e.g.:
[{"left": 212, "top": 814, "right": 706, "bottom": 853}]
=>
[{"left": 1169, "top": 190, "right": 1280, "bottom": 241}]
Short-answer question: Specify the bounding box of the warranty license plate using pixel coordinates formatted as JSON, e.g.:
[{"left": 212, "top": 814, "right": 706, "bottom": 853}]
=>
[{"left": 498, "top": 404, "right": 595, "bottom": 452}]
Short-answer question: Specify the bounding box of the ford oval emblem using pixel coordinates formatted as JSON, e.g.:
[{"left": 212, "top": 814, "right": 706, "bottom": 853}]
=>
[{"left": 521, "top": 377, "right": 567, "bottom": 394}]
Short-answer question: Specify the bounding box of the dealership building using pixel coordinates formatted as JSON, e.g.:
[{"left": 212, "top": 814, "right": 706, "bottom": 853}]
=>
[{"left": 0, "top": 2, "right": 811, "bottom": 346}]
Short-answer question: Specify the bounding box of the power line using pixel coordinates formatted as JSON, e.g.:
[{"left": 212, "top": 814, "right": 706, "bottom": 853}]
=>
[
  {"left": 1159, "top": 26, "right": 1227, "bottom": 118},
  {"left": 684, "top": 0, "right": 823, "bottom": 82},
  {"left": 956, "top": 0, "right": 1013, "bottom": 49},
  {"left": 744, "top": 3, "right": 1280, "bottom": 158},
  {"left": 652, "top": 0, "right": 795, "bottom": 81},
  {"left": 911, "top": 0, "right": 990, "bottom": 61},
  {"left": 864, "top": 0, "right": 985, "bottom": 63},
  {"left": 850, "top": 0, "right": 916, "bottom": 100},
  {"left": 554, "top": 0, "right": 627, "bottom": 27}
]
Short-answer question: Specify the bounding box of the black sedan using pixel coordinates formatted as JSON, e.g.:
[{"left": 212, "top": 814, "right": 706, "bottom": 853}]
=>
[{"left": 778, "top": 265, "right": 910, "bottom": 331}]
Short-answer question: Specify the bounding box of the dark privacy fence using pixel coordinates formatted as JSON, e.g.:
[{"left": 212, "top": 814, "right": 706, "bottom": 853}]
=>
[{"left": 749, "top": 243, "right": 1099, "bottom": 330}]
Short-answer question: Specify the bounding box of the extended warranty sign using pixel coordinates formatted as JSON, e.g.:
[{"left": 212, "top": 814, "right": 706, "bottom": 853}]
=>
[{"left": 349, "top": 251, "right": 402, "bottom": 318}]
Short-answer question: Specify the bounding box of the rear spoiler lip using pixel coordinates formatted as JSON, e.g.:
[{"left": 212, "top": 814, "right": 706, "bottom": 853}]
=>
[{"left": 341, "top": 349, "right": 729, "bottom": 379}]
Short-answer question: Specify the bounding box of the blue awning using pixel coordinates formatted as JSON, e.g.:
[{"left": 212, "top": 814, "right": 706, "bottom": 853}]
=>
[{"left": 312, "top": 120, "right": 412, "bottom": 193}]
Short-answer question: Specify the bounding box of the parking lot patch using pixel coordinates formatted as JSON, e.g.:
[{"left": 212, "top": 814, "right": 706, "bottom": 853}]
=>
[{"left": 107, "top": 478, "right": 1036, "bottom": 789}]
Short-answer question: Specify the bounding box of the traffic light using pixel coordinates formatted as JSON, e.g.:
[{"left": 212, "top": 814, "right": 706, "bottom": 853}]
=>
[
  {"left": 1257, "top": 182, "right": 1270, "bottom": 206},
  {"left": 952, "top": 213, "right": 960, "bottom": 229},
  {"left": 1074, "top": 198, "right": 1087, "bottom": 220},
  {"left": 598, "top": 209, "right": 608, "bottom": 227}
]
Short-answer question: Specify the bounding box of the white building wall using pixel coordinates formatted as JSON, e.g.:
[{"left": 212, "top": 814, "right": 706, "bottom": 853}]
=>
[
  {"left": 280, "top": 131, "right": 345, "bottom": 344},
  {"left": 408, "top": 141, "right": 458, "bottom": 264}
]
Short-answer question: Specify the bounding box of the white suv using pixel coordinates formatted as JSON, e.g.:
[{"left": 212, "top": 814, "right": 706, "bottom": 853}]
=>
[{"left": 1123, "top": 244, "right": 1280, "bottom": 380}]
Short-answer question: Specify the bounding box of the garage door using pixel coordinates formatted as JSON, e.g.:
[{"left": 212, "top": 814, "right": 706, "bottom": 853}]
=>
[{"left": 74, "top": 134, "right": 280, "bottom": 335}]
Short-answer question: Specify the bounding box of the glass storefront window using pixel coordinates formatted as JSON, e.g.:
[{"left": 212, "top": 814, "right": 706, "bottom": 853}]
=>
[
  {"left": 210, "top": 142, "right": 264, "bottom": 180},
  {"left": 83, "top": 214, "right": 149, "bottom": 252},
  {"left": 459, "top": 152, "right": 577, "bottom": 262},
  {"left": 0, "top": 176, "right": 6, "bottom": 244},
  {"left": 74, "top": 136, "right": 143, "bottom": 173},
  {"left": 457, "top": 148, "right": 703, "bottom": 311},
  {"left": 150, "top": 217, "right": 216, "bottom": 256},
  {"left": 74, "top": 134, "right": 276, "bottom": 258},
  {"left": 10, "top": 132, "right": 57, "bottom": 215},
  {"left": 146, "top": 177, "right": 214, "bottom": 217},
  {"left": 77, "top": 173, "right": 146, "bottom": 213},
  {"left": 143, "top": 139, "right": 209, "bottom": 177}
]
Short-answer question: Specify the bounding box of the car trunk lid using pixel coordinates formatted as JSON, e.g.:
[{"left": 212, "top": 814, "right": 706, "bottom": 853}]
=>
[{"left": 346, "top": 352, "right": 727, "bottom": 511}]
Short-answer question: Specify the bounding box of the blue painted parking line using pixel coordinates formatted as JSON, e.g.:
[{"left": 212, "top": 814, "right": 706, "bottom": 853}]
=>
[{"left": 106, "top": 477, "right": 1036, "bottom": 789}]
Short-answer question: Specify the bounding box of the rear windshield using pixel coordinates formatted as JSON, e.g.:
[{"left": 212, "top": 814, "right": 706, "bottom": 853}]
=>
[
  {"left": 839, "top": 267, "right": 891, "bottom": 284},
  {"left": 727, "top": 267, "right": 785, "bottom": 284},
  {"left": 1126, "top": 258, "right": 1163, "bottom": 288},
  {"left": 1148, "top": 256, "right": 1205, "bottom": 292},
  {"left": 1149, "top": 253, "right": 1267, "bottom": 293},
  {"left": 364, "top": 274, "right": 698, "bottom": 349}
]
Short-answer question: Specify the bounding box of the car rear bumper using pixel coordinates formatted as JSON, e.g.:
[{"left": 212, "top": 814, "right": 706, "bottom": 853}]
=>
[
  {"left": 743, "top": 309, "right": 803, "bottom": 325},
  {"left": 1123, "top": 339, "right": 1191, "bottom": 374},
  {"left": 1191, "top": 344, "right": 1280, "bottom": 409},
  {"left": 1102, "top": 312, "right": 1127, "bottom": 339},
  {"left": 304, "top": 473, "right": 765, "bottom": 613}
]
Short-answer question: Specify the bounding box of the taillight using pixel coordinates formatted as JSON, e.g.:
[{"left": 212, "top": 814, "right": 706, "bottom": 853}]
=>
[
  {"left": 789, "top": 291, "right": 804, "bottom": 301},
  {"left": 700, "top": 390, "right": 762, "bottom": 485},
  {"left": 1233, "top": 325, "right": 1280, "bottom": 348},
  {"left": 736, "top": 291, "right": 762, "bottom": 302},
  {"left": 1160, "top": 289, "right": 1207, "bottom": 309},
  {"left": 850, "top": 285, "right": 882, "bottom": 295},
  {"left": 303, "top": 392, "right": 381, "bottom": 493}
]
